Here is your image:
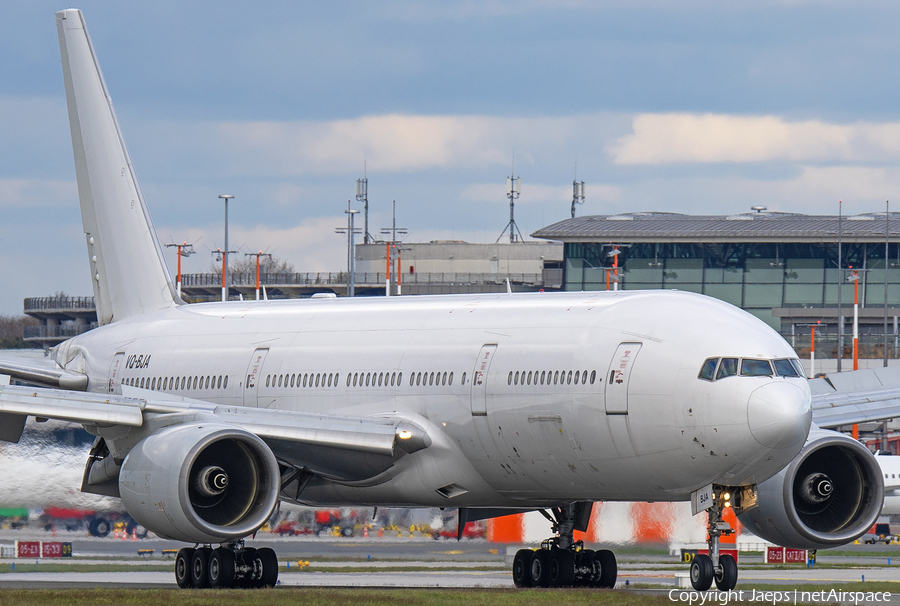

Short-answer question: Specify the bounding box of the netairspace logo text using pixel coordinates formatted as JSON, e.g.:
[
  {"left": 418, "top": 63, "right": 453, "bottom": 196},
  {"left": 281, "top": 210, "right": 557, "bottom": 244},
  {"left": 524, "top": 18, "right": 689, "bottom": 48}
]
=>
[{"left": 669, "top": 589, "right": 893, "bottom": 606}]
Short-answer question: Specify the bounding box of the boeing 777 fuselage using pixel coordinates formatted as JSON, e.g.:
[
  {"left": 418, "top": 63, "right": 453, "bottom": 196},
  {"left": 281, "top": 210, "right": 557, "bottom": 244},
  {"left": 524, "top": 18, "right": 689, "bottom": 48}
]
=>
[{"left": 56, "top": 289, "right": 811, "bottom": 509}]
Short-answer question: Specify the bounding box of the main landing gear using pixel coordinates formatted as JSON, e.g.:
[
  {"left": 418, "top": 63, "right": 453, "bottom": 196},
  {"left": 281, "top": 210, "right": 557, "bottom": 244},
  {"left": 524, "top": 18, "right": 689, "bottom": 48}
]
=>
[
  {"left": 690, "top": 492, "right": 738, "bottom": 592},
  {"left": 174, "top": 540, "right": 278, "bottom": 589},
  {"left": 512, "top": 503, "right": 617, "bottom": 589}
]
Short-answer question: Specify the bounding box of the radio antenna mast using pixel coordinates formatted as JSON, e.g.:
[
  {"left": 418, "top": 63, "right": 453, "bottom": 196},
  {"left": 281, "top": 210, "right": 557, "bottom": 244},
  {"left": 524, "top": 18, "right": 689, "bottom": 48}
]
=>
[{"left": 497, "top": 157, "right": 524, "bottom": 243}]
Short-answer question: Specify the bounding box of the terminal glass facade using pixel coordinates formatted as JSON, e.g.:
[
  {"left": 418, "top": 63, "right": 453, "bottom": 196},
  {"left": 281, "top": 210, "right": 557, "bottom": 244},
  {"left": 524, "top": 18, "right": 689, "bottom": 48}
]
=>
[{"left": 565, "top": 242, "right": 900, "bottom": 357}]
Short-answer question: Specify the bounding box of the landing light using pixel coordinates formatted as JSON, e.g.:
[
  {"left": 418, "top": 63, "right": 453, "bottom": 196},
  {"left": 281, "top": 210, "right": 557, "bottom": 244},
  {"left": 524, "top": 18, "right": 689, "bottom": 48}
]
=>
[{"left": 398, "top": 430, "right": 413, "bottom": 440}]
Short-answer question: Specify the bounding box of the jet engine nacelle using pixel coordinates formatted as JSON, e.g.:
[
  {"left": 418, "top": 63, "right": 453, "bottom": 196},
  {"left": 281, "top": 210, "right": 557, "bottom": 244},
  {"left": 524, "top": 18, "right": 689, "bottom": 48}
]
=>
[
  {"left": 119, "top": 422, "right": 280, "bottom": 544},
  {"left": 738, "top": 427, "right": 883, "bottom": 550}
]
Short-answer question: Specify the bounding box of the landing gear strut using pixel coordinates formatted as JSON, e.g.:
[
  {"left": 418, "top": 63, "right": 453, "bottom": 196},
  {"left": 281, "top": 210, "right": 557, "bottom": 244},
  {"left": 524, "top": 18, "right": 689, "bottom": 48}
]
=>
[
  {"left": 174, "top": 540, "right": 278, "bottom": 589},
  {"left": 512, "top": 502, "right": 616, "bottom": 589},
  {"left": 690, "top": 490, "right": 738, "bottom": 592}
]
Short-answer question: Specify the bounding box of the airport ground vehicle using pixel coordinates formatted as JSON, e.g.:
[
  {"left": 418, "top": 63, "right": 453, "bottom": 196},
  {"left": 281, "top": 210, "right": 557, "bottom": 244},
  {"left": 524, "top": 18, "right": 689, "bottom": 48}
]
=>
[{"left": 863, "top": 523, "right": 895, "bottom": 545}]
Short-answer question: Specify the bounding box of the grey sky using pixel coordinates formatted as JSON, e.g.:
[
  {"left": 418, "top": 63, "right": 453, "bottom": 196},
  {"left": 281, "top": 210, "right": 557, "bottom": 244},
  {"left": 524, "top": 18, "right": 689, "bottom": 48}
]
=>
[{"left": 2, "top": 1, "right": 900, "bottom": 314}]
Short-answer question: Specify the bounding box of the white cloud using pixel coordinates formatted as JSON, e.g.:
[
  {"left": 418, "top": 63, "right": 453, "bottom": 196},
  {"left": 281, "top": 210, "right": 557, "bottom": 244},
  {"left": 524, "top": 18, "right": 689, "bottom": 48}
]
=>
[
  {"left": 0, "top": 178, "right": 75, "bottom": 208},
  {"left": 609, "top": 113, "right": 900, "bottom": 165},
  {"left": 136, "top": 112, "right": 619, "bottom": 177},
  {"left": 161, "top": 215, "right": 349, "bottom": 276}
]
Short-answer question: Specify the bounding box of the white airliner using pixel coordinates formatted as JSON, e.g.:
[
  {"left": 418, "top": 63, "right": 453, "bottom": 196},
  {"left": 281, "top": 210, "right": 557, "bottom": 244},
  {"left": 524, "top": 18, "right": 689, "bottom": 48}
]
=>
[
  {"left": 876, "top": 454, "right": 900, "bottom": 516},
  {"left": 0, "top": 8, "right": 894, "bottom": 592}
]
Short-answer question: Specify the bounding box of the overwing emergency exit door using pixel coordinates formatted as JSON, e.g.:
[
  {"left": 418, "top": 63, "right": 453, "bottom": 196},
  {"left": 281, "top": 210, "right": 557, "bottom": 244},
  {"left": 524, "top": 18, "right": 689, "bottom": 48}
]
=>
[
  {"left": 470, "top": 344, "right": 497, "bottom": 416},
  {"left": 604, "top": 342, "right": 641, "bottom": 414},
  {"left": 243, "top": 348, "right": 269, "bottom": 407}
]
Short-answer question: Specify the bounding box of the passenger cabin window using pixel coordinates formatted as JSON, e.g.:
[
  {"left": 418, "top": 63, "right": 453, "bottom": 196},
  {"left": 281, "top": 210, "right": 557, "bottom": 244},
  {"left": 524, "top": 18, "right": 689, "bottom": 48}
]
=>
[
  {"left": 741, "top": 359, "right": 773, "bottom": 377},
  {"left": 716, "top": 358, "right": 738, "bottom": 380},
  {"left": 699, "top": 358, "right": 718, "bottom": 381}
]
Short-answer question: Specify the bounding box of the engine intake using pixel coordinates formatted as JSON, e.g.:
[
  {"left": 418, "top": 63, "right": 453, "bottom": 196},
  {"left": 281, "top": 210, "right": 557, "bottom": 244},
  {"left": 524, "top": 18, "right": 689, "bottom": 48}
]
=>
[
  {"left": 738, "top": 427, "right": 884, "bottom": 549},
  {"left": 119, "top": 423, "right": 279, "bottom": 544}
]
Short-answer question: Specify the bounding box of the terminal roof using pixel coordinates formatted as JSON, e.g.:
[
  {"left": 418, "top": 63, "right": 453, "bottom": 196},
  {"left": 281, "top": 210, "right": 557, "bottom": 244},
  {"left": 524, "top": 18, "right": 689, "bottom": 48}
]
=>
[{"left": 532, "top": 212, "right": 900, "bottom": 243}]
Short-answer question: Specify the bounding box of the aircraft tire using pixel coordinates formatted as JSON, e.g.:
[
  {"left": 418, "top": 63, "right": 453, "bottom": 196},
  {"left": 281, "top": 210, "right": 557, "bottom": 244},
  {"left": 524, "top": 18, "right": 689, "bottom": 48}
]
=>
[
  {"left": 88, "top": 518, "right": 111, "bottom": 538},
  {"left": 256, "top": 547, "right": 279, "bottom": 588},
  {"left": 209, "top": 548, "right": 236, "bottom": 589},
  {"left": 530, "top": 549, "right": 551, "bottom": 588},
  {"left": 191, "top": 547, "right": 212, "bottom": 589},
  {"left": 174, "top": 548, "right": 194, "bottom": 589},
  {"left": 592, "top": 549, "right": 617, "bottom": 589},
  {"left": 548, "top": 549, "right": 575, "bottom": 587},
  {"left": 690, "top": 554, "right": 713, "bottom": 592},
  {"left": 715, "top": 554, "right": 738, "bottom": 591},
  {"left": 512, "top": 549, "right": 534, "bottom": 588},
  {"left": 574, "top": 549, "right": 594, "bottom": 587},
  {"left": 237, "top": 547, "right": 257, "bottom": 588}
]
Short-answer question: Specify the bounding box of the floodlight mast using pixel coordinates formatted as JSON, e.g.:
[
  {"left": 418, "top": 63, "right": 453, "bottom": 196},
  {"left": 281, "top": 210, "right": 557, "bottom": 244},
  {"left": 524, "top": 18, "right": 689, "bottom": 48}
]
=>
[
  {"left": 164, "top": 241, "right": 195, "bottom": 297},
  {"left": 217, "top": 194, "right": 235, "bottom": 302},
  {"left": 335, "top": 200, "right": 361, "bottom": 297},
  {"left": 245, "top": 251, "right": 272, "bottom": 301},
  {"left": 379, "top": 200, "right": 408, "bottom": 296}
]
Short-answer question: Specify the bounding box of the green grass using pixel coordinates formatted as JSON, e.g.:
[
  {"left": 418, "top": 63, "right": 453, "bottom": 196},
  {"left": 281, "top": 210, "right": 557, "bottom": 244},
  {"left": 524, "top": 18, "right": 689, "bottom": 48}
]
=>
[
  {"left": 0, "top": 588, "right": 670, "bottom": 606},
  {"left": 1, "top": 585, "right": 898, "bottom": 606}
]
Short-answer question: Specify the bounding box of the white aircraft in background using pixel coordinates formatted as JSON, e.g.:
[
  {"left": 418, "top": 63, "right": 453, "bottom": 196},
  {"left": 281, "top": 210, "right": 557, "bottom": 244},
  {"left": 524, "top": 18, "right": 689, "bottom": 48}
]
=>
[
  {"left": 0, "top": 8, "right": 895, "bottom": 592},
  {"left": 876, "top": 454, "right": 900, "bottom": 515}
]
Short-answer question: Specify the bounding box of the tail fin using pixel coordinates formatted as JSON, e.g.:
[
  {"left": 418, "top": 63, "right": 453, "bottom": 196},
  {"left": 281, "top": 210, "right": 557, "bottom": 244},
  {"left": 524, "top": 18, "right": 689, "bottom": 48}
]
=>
[{"left": 56, "top": 10, "right": 179, "bottom": 325}]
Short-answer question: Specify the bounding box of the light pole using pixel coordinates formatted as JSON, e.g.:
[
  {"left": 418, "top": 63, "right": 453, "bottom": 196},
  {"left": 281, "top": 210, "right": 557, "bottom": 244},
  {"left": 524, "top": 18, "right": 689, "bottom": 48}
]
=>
[
  {"left": 217, "top": 194, "right": 234, "bottom": 302},
  {"left": 335, "top": 201, "right": 361, "bottom": 297},
  {"left": 245, "top": 251, "right": 272, "bottom": 301},
  {"left": 380, "top": 200, "right": 407, "bottom": 296},
  {"left": 164, "top": 241, "right": 195, "bottom": 298}
]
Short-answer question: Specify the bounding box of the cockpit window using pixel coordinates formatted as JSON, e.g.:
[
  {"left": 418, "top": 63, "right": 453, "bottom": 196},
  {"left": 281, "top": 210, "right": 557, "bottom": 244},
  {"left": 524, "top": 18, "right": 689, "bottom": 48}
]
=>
[
  {"left": 773, "top": 359, "right": 802, "bottom": 377},
  {"left": 741, "top": 359, "right": 773, "bottom": 377},
  {"left": 698, "top": 358, "right": 718, "bottom": 381},
  {"left": 716, "top": 358, "right": 738, "bottom": 379}
]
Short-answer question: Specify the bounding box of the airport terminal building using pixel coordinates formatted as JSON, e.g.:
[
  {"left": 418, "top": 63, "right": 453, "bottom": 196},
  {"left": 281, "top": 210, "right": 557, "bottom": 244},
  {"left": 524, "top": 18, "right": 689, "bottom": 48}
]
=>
[{"left": 533, "top": 210, "right": 900, "bottom": 364}]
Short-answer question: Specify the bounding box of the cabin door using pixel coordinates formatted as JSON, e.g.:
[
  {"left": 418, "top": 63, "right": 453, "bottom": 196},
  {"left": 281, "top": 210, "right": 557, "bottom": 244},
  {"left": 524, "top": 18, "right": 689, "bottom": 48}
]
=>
[
  {"left": 470, "top": 344, "right": 497, "bottom": 416},
  {"left": 243, "top": 348, "right": 269, "bottom": 408},
  {"left": 604, "top": 342, "right": 641, "bottom": 414},
  {"left": 107, "top": 352, "right": 126, "bottom": 394}
]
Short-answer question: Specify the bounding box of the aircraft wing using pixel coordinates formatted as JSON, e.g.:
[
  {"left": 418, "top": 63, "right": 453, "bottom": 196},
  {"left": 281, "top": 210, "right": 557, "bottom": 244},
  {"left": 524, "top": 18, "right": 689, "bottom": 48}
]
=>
[
  {"left": 0, "top": 381, "right": 429, "bottom": 483},
  {"left": 0, "top": 355, "right": 87, "bottom": 390},
  {"left": 810, "top": 366, "right": 900, "bottom": 429}
]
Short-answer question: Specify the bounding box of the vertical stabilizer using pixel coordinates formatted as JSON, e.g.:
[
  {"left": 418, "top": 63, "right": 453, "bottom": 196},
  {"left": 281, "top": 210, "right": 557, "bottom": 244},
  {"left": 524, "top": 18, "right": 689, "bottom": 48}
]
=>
[{"left": 57, "top": 10, "right": 179, "bottom": 324}]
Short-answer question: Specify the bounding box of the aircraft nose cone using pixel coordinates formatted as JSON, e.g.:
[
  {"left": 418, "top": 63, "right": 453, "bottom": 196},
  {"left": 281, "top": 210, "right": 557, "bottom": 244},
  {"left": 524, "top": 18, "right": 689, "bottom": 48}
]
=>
[{"left": 747, "top": 382, "right": 811, "bottom": 449}]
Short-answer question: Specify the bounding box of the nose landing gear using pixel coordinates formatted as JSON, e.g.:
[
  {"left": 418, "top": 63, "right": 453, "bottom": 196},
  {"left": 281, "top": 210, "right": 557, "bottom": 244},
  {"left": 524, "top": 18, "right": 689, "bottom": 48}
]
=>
[
  {"left": 511, "top": 502, "right": 617, "bottom": 589},
  {"left": 690, "top": 489, "right": 739, "bottom": 592}
]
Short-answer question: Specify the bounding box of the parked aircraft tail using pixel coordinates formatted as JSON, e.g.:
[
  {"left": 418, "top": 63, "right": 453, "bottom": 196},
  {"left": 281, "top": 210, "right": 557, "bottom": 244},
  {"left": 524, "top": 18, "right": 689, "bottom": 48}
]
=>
[{"left": 56, "top": 9, "right": 179, "bottom": 325}]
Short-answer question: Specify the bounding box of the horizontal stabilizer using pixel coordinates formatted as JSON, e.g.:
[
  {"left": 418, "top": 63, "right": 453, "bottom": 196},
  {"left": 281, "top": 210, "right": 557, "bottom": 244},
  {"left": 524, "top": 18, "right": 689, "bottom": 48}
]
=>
[{"left": 0, "top": 356, "right": 88, "bottom": 390}]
